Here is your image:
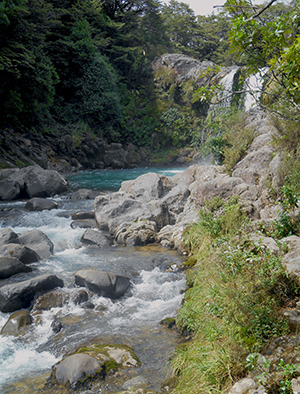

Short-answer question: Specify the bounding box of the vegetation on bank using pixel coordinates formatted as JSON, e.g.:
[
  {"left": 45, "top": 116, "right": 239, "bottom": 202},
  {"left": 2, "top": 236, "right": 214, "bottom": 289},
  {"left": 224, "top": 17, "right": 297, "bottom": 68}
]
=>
[{"left": 170, "top": 188, "right": 300, "bottom": 394}]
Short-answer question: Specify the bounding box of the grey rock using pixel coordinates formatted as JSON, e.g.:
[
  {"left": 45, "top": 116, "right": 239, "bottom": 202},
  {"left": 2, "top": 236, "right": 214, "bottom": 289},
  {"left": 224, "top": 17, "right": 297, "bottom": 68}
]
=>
[
  {"left": 0, "top": 165, "right": 68, "bottom": 200},
  {"left": 0, "top": 274, "right": 64, "bottom": 312},
  {"left": 80, "top": 229, "right": 111, "bottom": 247},
  {"left": 14, "top": 229, "right": 54, "bottom": 259},
  {"left": 115, "top": 220, "right": 157, "bottom": 246},
  {"left": 0, "top": 243, "right": 40, "bottom": 264},
  {"left": 0, "top": 256, "right": 32, "bottom": 279},
  {"left": 52, "top": 353, "right": 103, "bottom": 388},
  {"left": 228, "top": 378, "right": 257, "bottom": 394},
  {"left": 75, "top": 270, "right": 130, "bottom": 299},
  {"left": 25, "top": 197, "right": 58, "bottom": 211},
  {"left": 0, "top": 228, "right": 18, "bottom": 246}
]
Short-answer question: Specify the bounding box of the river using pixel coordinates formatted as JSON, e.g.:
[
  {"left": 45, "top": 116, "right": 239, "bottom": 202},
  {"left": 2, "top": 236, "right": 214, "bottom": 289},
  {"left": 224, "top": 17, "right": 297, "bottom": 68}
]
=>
[{"left": 0, "top": 166, "right": 188, "bottom": 393}]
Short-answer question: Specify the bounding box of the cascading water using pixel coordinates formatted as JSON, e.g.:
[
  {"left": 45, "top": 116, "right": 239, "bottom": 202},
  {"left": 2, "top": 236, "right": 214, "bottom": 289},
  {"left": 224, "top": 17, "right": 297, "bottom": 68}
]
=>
[
  {"left": 244, "top": 67, "right": 269, "bottom": 112},
  {"left": 0, "top": 166, "right": 187, "bottom": 393},
  {"left": 214, "top": 66, "right": 240, "bottom": 108}
]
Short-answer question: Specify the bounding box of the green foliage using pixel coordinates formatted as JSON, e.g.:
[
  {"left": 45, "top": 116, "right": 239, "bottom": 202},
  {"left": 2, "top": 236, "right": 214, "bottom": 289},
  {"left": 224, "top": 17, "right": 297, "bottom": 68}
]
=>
[
  {"left": 172, "top": 196, "right": 299, "bottom": 394},
  {"left": 225, "top": 0, "right": 300, "bottom": 121},
  {"left": 199, "top": 109, "right": 254, "bottom": 169}
]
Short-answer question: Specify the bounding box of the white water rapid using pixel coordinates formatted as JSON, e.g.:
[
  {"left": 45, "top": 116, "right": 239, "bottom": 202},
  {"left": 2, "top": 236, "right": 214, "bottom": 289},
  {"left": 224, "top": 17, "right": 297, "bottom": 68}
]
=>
[{"left": 0, "top": 168, "right": 187, "bottom": 393}]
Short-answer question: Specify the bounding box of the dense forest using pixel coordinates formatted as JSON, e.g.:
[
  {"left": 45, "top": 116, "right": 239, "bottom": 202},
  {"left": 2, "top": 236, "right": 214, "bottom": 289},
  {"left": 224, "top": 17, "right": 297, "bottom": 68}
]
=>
[
  {"left": 0, "top": 0, "right": 236, "bottom": 150},
  {"left": 0, "top": 0, "right": 297, "bottom": 151}
]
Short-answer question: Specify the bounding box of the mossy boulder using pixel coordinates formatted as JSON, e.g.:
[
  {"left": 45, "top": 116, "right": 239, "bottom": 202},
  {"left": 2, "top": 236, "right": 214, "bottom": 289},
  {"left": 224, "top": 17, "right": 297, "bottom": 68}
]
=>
[{"left": 48, "top": 343, "right": 140, "bottom": 390}]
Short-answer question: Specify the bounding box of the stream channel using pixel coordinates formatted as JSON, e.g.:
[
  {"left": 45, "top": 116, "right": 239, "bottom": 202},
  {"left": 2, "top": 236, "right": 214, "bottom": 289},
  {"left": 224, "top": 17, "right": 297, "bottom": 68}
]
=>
[{"left": 0, "top": 166, "right": 188, "bottom": 393}]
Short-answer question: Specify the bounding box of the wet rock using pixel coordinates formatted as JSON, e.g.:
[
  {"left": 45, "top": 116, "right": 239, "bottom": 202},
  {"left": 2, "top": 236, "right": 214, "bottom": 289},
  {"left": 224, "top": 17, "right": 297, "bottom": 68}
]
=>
[
  {"left": 33, "top": 291, "right": 69, "bottom": 311},
  {"left": 228, "top": 378, "right": 257, "bottom": 394},
  {"left": 75, "top": 270, "right": 130, "bottom": 299},
  {"left": 95, "top": 303, "right": 107, "bottom": 312},
  {"left": 80, "top": 228, "right": 111, "bottom": 247},
  {"left": 72, "top": 211, "right": 95, "bottom": 220},
  {"left": 73, "top": 290, "right": 89, "bottom": 305},
  {"left": 0, "top": 228, "right": 18, "bottom": 246},
  {"left": 50, "top": 353, "right": 104, "bottom": 388},
  {"left": 1, "top": 310, "right": 33, "bottom": 336},
  {"left": 122, "top": 376, "right": 150, "bottom": 390},
  {"left": 81, "top": 301, "right": 95, "bottom": 309},
  {"left": 160, "top": 317, "right": 176, "bottom": 328},
  {"left": 0, "top": 256, "right": 32, "bottom": 279},
  {"left": 14, "top": 229, "right": 54, "bottom": 259},
  {"left": 0, "top": 243, "right": 40, "bottom": 264},
  {"left": 71, "top": 219, "right": 98, "bottom": 229},
  {"left": 51, "top": 318, "right": 63, "bottom": 334},
  {"left": 25, "top": 197, "right": 58, "bottom": 211},
  {"left": 0, "top": 273, "right": 64, "bottom": 312}
]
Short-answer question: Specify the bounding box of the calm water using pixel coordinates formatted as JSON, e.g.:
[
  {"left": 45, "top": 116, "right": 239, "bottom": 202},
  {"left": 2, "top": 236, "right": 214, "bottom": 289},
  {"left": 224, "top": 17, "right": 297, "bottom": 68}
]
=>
[
  {"left": 66, "top": 166, "right": 189, "bottom": 192},
  {"left": 0, "top": 167, "right": 187, "bottom": 392}
]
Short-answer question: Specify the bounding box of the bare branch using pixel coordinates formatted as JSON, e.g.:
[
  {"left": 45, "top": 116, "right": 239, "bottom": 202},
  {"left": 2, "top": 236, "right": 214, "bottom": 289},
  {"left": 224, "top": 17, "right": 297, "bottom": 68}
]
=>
[{"left": 245, "top": 0, "right": 278, "bottom": 22}]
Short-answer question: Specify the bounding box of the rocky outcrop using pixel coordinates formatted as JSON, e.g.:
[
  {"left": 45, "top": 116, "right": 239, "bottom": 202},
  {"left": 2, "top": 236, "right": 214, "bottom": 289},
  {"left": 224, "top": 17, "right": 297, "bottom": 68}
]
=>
[
  {"left": 75, "top": 270, "right": 131, "bottom": 299},
  {"left": 92, "top": 112, "right": 284, "bottom": 252},
  {"left": 0, "top": 165, "right": 68, "bottom": 200},
  {"left": 153, "top": 53, "right": 223, "bottom": 87},
  {"left": 0, "top": 274, "right": 64, "bottom": 312},
  {"left": 0, "top": 128, "right": 149, "bottom": 174}
]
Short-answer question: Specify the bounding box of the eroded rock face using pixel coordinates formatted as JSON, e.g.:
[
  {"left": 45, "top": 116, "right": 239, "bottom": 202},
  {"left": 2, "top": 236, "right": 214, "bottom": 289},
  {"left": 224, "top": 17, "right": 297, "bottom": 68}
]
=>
[
  {"left": 75, "top": 270, "right": 130, "bottom": 299},
  {"left": 115, "top": 220, "right": 157, "bottom": 246},
  {"left": 0, "top": 274, "right": 64, "bottom": 312}
]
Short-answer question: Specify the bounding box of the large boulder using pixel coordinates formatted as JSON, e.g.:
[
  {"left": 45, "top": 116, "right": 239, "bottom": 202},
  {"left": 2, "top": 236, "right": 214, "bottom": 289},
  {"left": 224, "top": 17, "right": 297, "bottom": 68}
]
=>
[
  {"left": 94, "top": 192, "right": 146, "bottom": 233},
  {"left": 0, "top": 274, "right": 64, "bottom": 312},
  {"left": 0, "top": 243, "right": 40, "bottom": 264},
  {"left": 24, "top": 197, "right": 58, "bottom": 211},
  {"left": 75, "top": 270, "right": 130, "bottom": 299},
  {"left": 0, "top": 256, "right": 32, "bottom": 279},
  {"left": 0, "top": 310, "right": 33, "bottom": 336},
  {"left": 0, "top": 165, "right": 68, "bottom": 200},
  {"left": 14, "top": 229, "right": 54, "bottom": 259}
]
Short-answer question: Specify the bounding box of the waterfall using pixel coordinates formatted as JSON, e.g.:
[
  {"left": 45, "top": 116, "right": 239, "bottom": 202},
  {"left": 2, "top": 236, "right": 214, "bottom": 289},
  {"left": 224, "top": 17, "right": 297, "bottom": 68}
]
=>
[
  {"left": 244, "top": 67, "right": 269, "bottom": 112},
  {"left": 214, "top": 66, "right": 240, "bottom": 108}
]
